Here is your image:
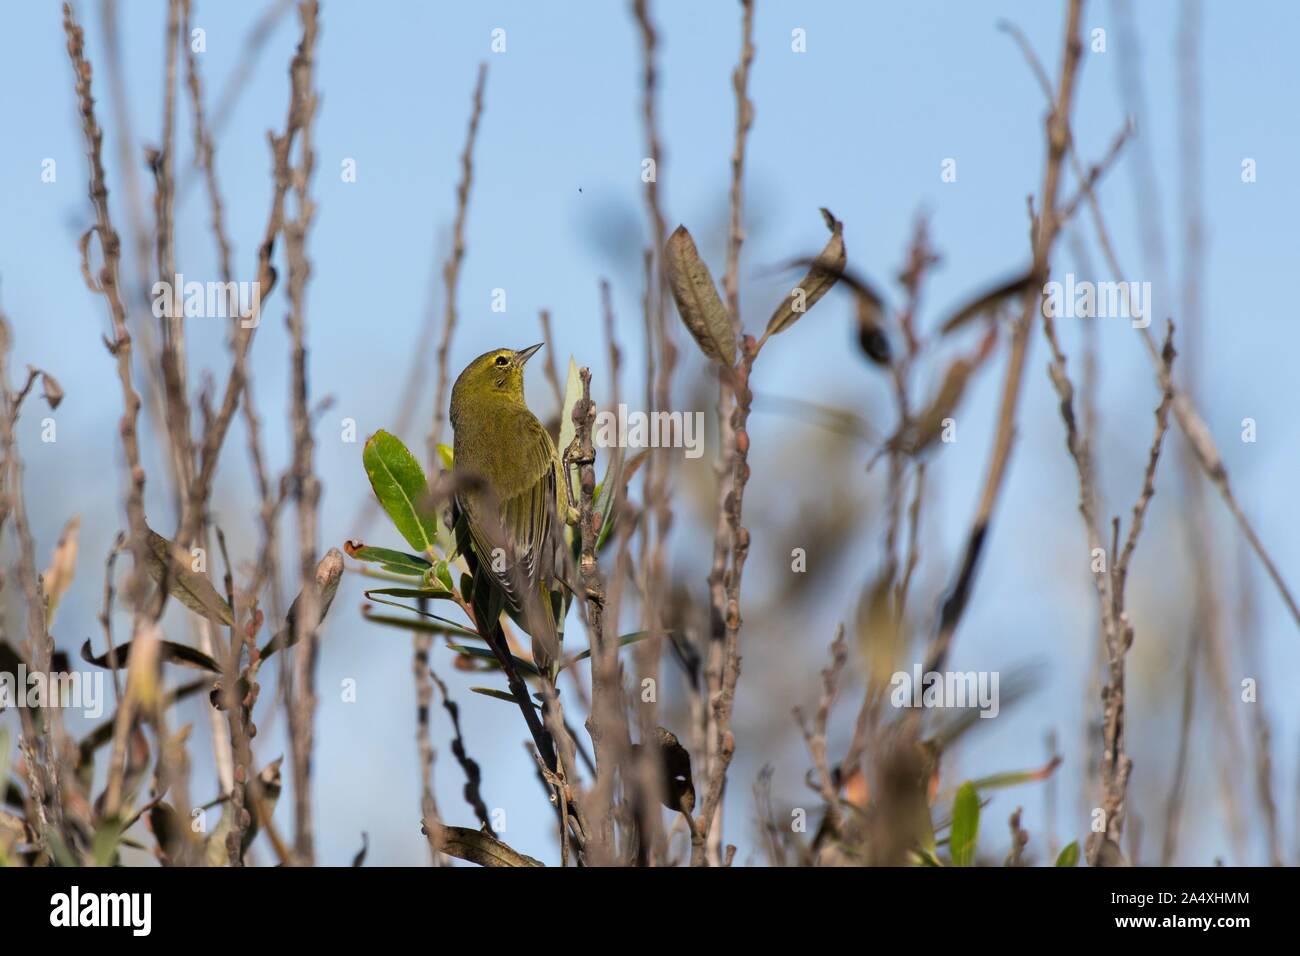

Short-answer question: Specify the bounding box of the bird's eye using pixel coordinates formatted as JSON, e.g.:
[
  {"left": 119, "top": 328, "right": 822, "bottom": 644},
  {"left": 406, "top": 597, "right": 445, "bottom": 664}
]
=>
[{"left": 494, "top": 355, "right": 510, "bottom": 367}]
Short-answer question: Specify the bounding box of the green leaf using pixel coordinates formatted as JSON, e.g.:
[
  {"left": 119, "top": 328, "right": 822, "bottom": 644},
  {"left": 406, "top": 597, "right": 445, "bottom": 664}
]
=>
[
  {"left": 446, "top": 643, "right": 540, "bottom": 677},
  {"left": 356, "top": 566, "right": 426, "bottom": 585},
  {"left": 92, "top": 816, "right": 124, "bottom": 867},
  {"left": 362, "top": 595, "right": 481, "bottom": 640},
  {"left": 436, "top": 443, "right": 455, "bottom": 472},
  {"left": 949, "top": 781, "right": 979, "bottom": 867},
  {"left": 44, "top": 828, "right": 78, "bottom": 867},
  {"left": 432, "top": 560, "right": 455, "bottom": 594},
  {"left": 364, "top": 586, "right": 456, "bottom": 601},
  {"left": 344, "top": 542, "right": 431, "bottom": 578},
  {"left": 966, "top": 756, "right": 1062, "bottom": 793},
  {"left": 765, "top": 208, "right": 846, "bottom": 338},
  {"left": 599, "top": 449, "right": 649, "bottom": 552},
  {"left": 557, "top": 357, "right": 582, "bottom": 492},
  {"left": 1055, "top": 841, "right": 1079, "bottom": 867},
  {"left": 591, "top": 446, "right": 625, "bottom": 552},
  {"left": 142, "top": 526, "right": 234, "bottom": 626},
  {"left": 469, "top": 686, "right": 539, "bottom": 709},
  {"left": 362, "top": 609, "right": 482, "bottom": 641},
  {"left": 664, "top": 225, "right": 737, "bottom": 366},
  {"left": 363, "top": 430, "right": 438, "bottom": 553}
]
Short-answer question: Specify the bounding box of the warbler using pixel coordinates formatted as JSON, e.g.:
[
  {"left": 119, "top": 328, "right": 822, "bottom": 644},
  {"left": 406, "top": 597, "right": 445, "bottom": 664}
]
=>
[{"left": 449, "top": 344, "right": 565, "bottom": 676}]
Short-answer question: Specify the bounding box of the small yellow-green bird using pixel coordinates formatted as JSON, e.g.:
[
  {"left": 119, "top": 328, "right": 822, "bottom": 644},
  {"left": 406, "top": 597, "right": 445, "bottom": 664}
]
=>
[{"left": 449, "top": 344, "right": 565, "bottom": 676}]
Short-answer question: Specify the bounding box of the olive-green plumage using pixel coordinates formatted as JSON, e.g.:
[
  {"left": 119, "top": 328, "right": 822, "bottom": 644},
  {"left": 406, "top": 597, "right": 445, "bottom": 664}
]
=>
[{"left": 450, "top": 344, "right": 564, "bottom": 674}]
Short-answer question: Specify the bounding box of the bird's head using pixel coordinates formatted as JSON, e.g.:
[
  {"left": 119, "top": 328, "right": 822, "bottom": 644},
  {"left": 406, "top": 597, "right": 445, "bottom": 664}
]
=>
[{"left": 451, "top": 343, "right": 543, "bottom": 413}]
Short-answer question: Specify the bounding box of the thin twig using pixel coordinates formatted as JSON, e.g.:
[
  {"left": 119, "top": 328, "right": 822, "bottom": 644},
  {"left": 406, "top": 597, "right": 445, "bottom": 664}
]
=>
[{"left": 428, "top": 62, "right": 487, "bottom": 464}]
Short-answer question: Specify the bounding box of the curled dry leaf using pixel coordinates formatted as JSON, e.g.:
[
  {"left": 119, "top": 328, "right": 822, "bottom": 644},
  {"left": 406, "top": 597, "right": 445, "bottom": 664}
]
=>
[
  {"left": 41, "top": 515, "right": 80, "bottom": 621},
  {"left": 764, "top": 208, "right": 847, "bottom": 339},
  {"left": 897, "top": 357, "right": 976, "bottom": 455},
  {"left": 142, "top": 525, "right": 235, "bottom": 627},
  {"left": 890, "top": 329, "right": 997, "bottom": 457},
  {"left": 440, "top": 825, "right": 544, "bottom": 867},
  {"left": 664, "top": 225, "right": 737, "bottom": 366},
  {"left": 38, "top": 369, "right": 64, "bottom": 409},
  {"left": 820, "top": 263, "right": 890, "bottom": 365},
  {"left": 938, "top": 270, "right": 1035, "bottom": 335},
  {"left": 258, "top": 547, "right": 345, "bottom": 658},
  {"left": 81, "top": 636, "right": 219, "bottom": 673}
]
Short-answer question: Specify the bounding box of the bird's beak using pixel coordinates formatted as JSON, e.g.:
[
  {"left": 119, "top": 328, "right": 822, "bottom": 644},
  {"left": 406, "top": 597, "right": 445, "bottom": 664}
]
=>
[{"left": 515, "top": 342, "right": 544, "bottom": 366}]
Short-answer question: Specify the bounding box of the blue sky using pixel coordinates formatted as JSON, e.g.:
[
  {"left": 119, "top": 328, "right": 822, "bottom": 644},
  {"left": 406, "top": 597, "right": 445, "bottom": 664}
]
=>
[{"left": 2, "top": 0, "right": 1298, "bottom": 865}]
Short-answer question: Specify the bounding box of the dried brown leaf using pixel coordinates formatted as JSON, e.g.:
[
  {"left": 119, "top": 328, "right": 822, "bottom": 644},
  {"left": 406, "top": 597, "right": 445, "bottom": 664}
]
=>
[
  {"left": 41, "top": 515, "right": 80, "bottom": 621},
  {"left": 765, "top": 208, "right": 846, "bottom": 338},
  {"left": 939, "top": 270, "right": 1035, "bottom": 335},
  {"left": 664, "top": 225, "right": 737, "bottom": 366},
  {"left": 142, "top": 526, "right": 235, "bottom": 627}
]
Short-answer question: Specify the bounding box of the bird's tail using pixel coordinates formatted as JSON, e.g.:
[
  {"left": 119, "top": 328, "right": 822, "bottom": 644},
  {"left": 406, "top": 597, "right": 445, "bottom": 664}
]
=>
[{"left": 522, "top": 581, "right": 560, "bottom": 680}]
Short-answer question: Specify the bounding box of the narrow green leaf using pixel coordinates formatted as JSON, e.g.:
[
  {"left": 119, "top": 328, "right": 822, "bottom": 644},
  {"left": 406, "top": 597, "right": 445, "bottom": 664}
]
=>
[
  {"left": 363, "top": 430, "right": 438, "bottom": 553},
  {"left": 344, "top": 542, "right": 431, "bottom": 578},
  {"left": 356, "top": 566, "right": 424, "bottom": 585},
  {"left": 469, "top": 686, "right": 539, "bottom": 710},
  {"left": 591, "top": 445, "right": 624, "bottom": 551},
  {"left": 364, "top": 586, "right": 455, "bottom": 600},
  {"left": 765, "top": 208, "right": 846, "bottom": 338},
  {"left": 361, "top": 609, "right": 482, "bottom": 641},
  {"left": 557, "top": 357, "right": 582, "bottom": 494},
  {"left": 1055, "top": 841, "right": 1079, "bottom": 867},
  {"left": 950, "top": 781, "right": 980, "bottom": 867},
  {"left": 966, "top": 755, "right": 1062, "bottom": 793},
  {"left": 665, "top": 225, "right": 737, "bottom": 366},
  {"left": 142, "top": 526, "right": 234, "bottom": 626},
  {"left": 362, "top": 595, "right": 481, "bottom": 640}
]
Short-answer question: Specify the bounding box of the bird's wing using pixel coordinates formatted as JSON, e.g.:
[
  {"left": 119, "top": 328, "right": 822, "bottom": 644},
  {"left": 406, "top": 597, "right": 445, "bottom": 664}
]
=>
[{"left": 456, "top": 415, "right": 558, "bottom": 612}]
